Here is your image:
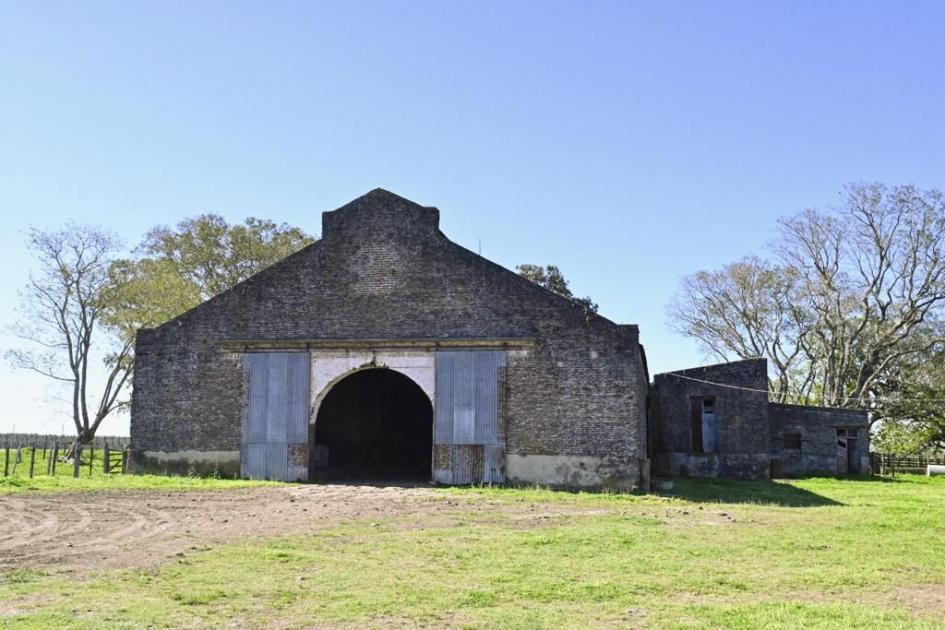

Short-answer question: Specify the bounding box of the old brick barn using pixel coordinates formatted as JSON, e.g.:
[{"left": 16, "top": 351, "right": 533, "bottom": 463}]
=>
[{"left": 130, "top": 189, "right": 869, "bottom": 487}]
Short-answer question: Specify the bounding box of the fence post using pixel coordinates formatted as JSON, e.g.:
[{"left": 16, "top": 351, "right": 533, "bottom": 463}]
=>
[
  {"left": 89, "top": 445, "right": 94, "bottom": 477},
  {"left": 121, "top": 449, "right": 128, "bottom": 474},
  {"left": 12, "top": 446, "right": 21, "bottom": 475},
  {"left": 3, "top": 445, "right": 8, "bottom": 477},
  {"left": 73, "top": 446, "right": 81, "bottom": 479},
  {"left": 29, "top": 447, "right": 35, "bottom": 479},
  {"left": 51, "top": 443, "right": 58, "bottom": 475}
]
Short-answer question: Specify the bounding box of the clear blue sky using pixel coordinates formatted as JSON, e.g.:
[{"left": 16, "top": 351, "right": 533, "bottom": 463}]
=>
[{"left": 1, "top": 1, "right": 943, "bottom": 435}]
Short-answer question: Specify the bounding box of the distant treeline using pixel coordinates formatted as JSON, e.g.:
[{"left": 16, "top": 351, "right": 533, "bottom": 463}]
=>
[{"left": 0, "top": 433, "right": 130, "bottom": 449}]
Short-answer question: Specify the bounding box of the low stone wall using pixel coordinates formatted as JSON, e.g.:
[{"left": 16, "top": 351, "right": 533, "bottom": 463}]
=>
[
  {"left": 129, "top": 450, "right": 241, "bottom": 478},
  {"left": 654, "top": 452, "right": 770, "bottom": 479},
  {"left": 505, "top": 453, "right": 647, "bottom": 489}
]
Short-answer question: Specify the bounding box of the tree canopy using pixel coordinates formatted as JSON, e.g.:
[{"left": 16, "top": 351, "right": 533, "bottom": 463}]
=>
[
  {"left": 516, "top": 264, "right": 598, "bottom": 313},
  {"left": 8, "top": 214, "right": 315, "bottom": 444},
  {"left": 112, "top": 215, "right": 315, "bottom": 332}
]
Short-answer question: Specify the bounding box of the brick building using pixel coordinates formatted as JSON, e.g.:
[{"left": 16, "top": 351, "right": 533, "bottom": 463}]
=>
[
  {"left": 130, "top": 189, "right": 868, "bottom": 486},
  {"left": 649, "top": 359, "right": 870, "bottom": 478},
  {"left": 131, "top": 189, "right": 650, "bottom": 488}
]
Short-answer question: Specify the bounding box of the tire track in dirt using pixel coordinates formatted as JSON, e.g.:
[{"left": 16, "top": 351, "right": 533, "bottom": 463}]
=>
[{"left": 0, "top": 484, "right": 445, "bottom": 574}]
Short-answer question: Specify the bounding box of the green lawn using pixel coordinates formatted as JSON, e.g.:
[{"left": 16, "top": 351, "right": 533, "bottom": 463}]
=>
[
  {"left": 2, "top": 475, "right": 944, "bottom": 629},
  {"left": 0, "top": 447, "right": 273, "bottom": 494}
]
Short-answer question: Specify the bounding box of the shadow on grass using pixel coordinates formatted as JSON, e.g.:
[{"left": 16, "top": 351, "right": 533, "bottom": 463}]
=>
[{"left": 658, "top": 478, "right": 842, "bottom": 507}]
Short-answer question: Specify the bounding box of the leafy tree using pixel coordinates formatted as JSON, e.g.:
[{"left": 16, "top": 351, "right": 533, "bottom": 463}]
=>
[
  {"left": 115, "top": 215, "right": 315, "bottom": 327},
  {"left": 6, "top": 226, "right": 132, "bottom": 446},
  {"left": 7, "top": 215, "right": 314, "bottom": 446},
  {"left": 516, "top": 264, "right": 598, "bottom": 313},
  {"left": 871, "top": 339, "right": 945, "bottom": 452}
]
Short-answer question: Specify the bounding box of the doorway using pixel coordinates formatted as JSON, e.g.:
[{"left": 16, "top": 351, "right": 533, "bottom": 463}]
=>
[{"left": 311, "top": 368, "right": 433, "bottom": 480}]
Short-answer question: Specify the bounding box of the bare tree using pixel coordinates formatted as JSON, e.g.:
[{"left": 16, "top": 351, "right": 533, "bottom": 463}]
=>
[
  {"left": 669, "top": 183, "right": 945, "bottom": 411},
  {"left": 667, "top": 256, "right": 811, "bottom": 402},
  {"left": 778, "top": 183, "right": 945, "bottom": 407},
  {"left": 6, "top": 226, "right": 132, "bottom": 447}
]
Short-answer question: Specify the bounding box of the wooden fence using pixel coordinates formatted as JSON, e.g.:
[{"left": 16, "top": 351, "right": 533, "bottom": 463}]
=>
[
  {"left": 2, "top": 438, "right": 130, "bottom": 479},
  {"left": 873, "top": 453, "right": 945, "bottom": 475},
  {"left": 0, "top": 433, "right": 129, "bottom": 450}
]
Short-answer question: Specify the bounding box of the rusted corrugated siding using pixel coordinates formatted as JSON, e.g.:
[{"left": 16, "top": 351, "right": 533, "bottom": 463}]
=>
[
  {"left": 241, "top": 352, "right": 310, "bottom": 481},
  {"left": 433, "top": 350, "right": 506, "bottom": 484},
  {"left": 432, "top": 445, "right": 484, "bottom": 484}
]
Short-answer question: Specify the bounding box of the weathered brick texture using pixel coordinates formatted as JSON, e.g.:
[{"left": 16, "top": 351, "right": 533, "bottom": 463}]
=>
[
  {"left": 770, "top": 403, "right": 870, "bottom": 476},
  {"left": 650, "top": 358, "right": 871, "bottom": 478},
  {"left": 131, "top": 189, "right": 648, "bottom": 485},
  {"left": 650, "top": 359, "right": 771, "bottom": 478}
]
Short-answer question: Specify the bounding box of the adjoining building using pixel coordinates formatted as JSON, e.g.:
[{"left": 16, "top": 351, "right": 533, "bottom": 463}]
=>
[
  {"left": 130, "top": 189, "right": 870, "bottom": 487},
  {"left": 649, "top": 358, "right": 870, "bottom": 478}
]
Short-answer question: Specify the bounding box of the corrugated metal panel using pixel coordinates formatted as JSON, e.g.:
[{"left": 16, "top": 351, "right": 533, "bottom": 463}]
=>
[
  {"left": 454, "top": 352, "right": 476, "bottom": 444},
  {"left": 287, "top": 443, "right": 308, "bottom": 482},
  {"left": 241, "top": 352, "right": 310, "bottom": 481},
  {"left": 432, "top": 445, "right": 452, "bottom": 484},
  {"left": 433, "top": 351, "right": 506, "bottom": 484},
  {"left": 453, "top": 445, "right": 483, "bottom": 485},
  {"left": 243, "top": 443, "right": 267, "bottom": 480},
  {"left": 432, "top": 445, "right": 484, "bottom": 485},
  {"left": 474, "top": 352, "right": 505, "bottom": 445},
  {"left": 285, "top": 356, "right": 309, "bottom": 443},
  {"left": 246, "top": 354, "right": 269, "bottom": 443},
  {"left": 434, "top": 355, "right": 454, "bottom": 444},
  {"left": 483, "top": 445, "right": 505, "bottom": 483},
  {"left": 265, "top": 441, "right": 287, "bottom": 481}
]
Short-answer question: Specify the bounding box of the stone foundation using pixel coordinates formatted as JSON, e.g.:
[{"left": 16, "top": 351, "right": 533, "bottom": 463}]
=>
[{"left": 129, "top": 450, "right": 241, "bottom": 478}]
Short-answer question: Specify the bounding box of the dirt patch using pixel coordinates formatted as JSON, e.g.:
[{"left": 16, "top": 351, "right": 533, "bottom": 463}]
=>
[
  {"left": 0, "top": 483, "right": 453, "bottom": 574},
  {"left": 0, "top": 484, "right": 612, "bottom": 575},
  {"left": 883, "top": 583, "right": 945, "bottom": 618}
]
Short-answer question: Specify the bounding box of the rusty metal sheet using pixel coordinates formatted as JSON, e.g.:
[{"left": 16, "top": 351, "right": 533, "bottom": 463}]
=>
[
  {"left": 287, "top": 443, "right": 308, "bottom": 482},
  {"left": 433, "top": 444, "right": 484, "bottom": 485},
  {"left": 483, "top": 444, "right": 505, "bottom": 483}
]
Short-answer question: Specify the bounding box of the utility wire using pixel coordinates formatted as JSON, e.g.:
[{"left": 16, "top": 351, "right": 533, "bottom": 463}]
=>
[{"left": 662, "top": 371, "right": 945, "bottom": 405}]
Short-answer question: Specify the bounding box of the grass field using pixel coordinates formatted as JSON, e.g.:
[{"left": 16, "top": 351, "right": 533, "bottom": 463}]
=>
[
  {"left": 2, "top": 475, "right": 944, "bottom": 628},
  {"left": 0, "top": 447, "right": 273, "bottom": 494}
]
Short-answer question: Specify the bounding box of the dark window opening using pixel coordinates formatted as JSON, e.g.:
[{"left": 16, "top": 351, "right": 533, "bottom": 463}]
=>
[
  {"left": 837, "top": 428, "right": 861, "bottom": 474},
  {"left": 311, "top": 368, "right": 433, "bottom": 481},
  {"left": 784, "top": 432, "right": 802, "bottom": 450},
  {"left": 690, "top": 396, "right": 717, "bottom": 454}
]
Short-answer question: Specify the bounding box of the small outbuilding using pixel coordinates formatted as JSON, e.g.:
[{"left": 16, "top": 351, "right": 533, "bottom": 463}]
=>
[{"left": 649, "top": 358, "right": 871, "bottom": 478}]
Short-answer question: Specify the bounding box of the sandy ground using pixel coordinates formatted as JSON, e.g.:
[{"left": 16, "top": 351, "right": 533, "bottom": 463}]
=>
[{"left": 0, "top": 484, "right": 454, "bottom": 574}]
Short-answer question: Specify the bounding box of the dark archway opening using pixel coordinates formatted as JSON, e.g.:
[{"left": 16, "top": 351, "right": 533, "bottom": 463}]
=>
[{"left": 311, "top": 368, "right": 433, "bottom": 481}]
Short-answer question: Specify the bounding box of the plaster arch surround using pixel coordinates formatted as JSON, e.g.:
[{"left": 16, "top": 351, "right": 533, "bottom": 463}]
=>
[{"left": 309, "top": 349, "right": 436, "bottom": 422}]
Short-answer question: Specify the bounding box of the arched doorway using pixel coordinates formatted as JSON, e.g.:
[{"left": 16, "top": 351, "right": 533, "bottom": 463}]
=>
[{"left": 311, "top": 368, "right": 433, "bottom": 481}]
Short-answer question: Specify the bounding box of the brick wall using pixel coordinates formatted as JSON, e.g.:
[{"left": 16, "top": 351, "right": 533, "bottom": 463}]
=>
[
  {"left": 650, "top": 358, "right": 771, "bottom": 478},
  {"left": 769, "top": 403, "right": 870, "bottom": 475},
  {"left": 131, "top": 189, "right": 647, "bottom": 484}
]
